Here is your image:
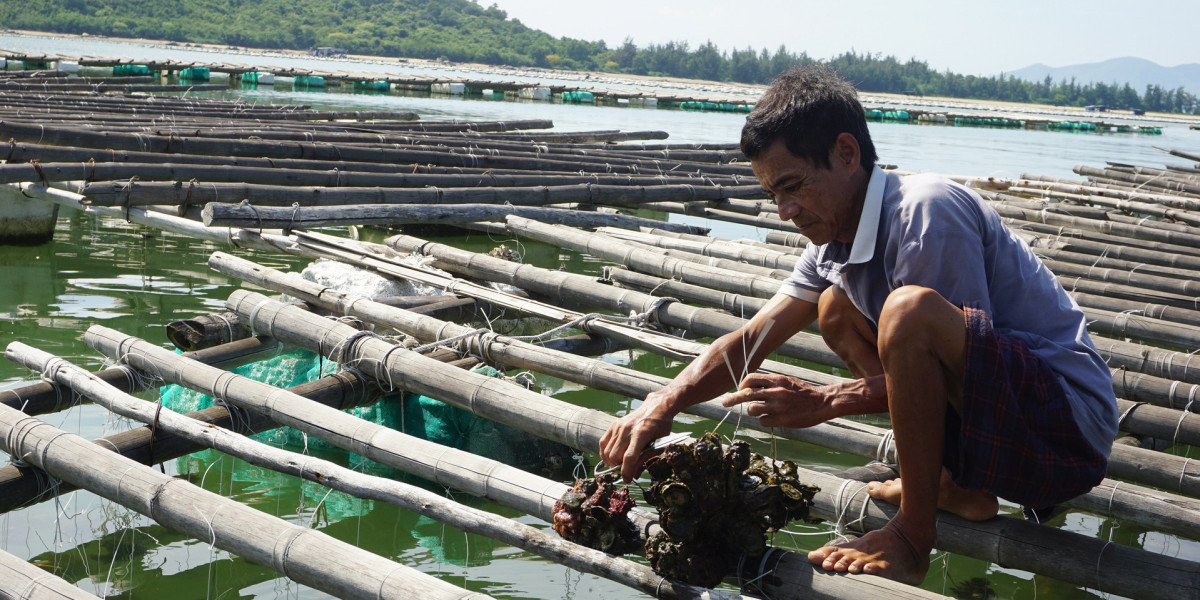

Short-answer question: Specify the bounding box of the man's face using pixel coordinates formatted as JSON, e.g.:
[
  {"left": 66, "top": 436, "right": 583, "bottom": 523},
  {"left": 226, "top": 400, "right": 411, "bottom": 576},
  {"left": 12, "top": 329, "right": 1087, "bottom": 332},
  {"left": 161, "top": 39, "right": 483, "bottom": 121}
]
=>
[{"left": 751, "top": 137, "right": 860, "bottom": 246}]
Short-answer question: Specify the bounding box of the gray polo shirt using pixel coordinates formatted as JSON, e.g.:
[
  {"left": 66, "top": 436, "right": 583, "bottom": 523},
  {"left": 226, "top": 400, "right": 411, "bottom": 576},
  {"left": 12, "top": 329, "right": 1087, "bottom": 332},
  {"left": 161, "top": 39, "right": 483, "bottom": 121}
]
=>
[{"left": 779, "top": 166, "right": 1117, "bottom": 456}]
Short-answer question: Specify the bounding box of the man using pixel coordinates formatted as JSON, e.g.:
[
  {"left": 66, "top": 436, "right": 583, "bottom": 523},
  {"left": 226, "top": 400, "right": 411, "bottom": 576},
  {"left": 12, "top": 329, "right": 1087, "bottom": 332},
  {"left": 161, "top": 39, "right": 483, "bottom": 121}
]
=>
[{"left": 598, "top": 65, "right": 1117, "bottom": 585}]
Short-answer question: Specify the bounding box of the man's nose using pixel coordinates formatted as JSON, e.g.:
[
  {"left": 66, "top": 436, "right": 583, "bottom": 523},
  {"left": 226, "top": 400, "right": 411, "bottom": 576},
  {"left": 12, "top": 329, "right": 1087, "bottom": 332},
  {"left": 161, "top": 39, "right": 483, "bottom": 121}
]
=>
[{"left": 777, "top": 199, "right": 800, "bottom": 221}]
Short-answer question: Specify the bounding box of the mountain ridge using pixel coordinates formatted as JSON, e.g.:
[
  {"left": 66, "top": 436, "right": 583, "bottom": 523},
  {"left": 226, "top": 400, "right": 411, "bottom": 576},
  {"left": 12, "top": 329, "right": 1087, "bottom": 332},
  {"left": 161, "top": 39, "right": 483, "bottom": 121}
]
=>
[{"left": 1008, "top": 57, "right": 1200, "bottom": 95}]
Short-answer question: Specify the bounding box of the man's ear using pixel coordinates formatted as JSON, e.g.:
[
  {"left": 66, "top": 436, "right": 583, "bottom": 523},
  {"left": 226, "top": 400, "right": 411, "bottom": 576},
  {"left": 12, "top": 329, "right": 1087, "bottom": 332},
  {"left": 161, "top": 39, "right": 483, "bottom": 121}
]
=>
[{"left": 831, "top": 132, "right": 861, "bottom": 174}]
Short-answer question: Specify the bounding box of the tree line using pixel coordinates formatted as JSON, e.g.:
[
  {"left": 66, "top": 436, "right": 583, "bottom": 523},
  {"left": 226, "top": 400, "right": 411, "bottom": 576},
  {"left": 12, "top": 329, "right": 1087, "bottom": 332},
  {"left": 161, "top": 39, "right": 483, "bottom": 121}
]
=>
[{"left": 3, "top": 0, "right": 1195, "bottom": 114}]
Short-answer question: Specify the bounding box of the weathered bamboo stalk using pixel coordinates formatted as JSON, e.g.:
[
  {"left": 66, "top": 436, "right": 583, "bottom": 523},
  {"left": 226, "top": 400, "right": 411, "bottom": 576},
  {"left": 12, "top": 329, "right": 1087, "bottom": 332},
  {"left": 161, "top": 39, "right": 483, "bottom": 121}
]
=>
[
  {"left": 90, "top": 180, "right": 758, "bottom": 208},
  {"left": 9, "top": 344, "right": 745, "bottom": 600},
  {"left": 1006, "top": 186, "right": 1200, "bottom": 227},
  {"left": 1085, "top": 305, "right": 1200, "bottom": 350},
  {"left": 504, "top": 216, "right": 784, "bottom": 299},
  {"left": 14, "top": 184, "right": 293, "bottom": 252},
  {"left": 165, "top": 311, "right": 253, "bottom": 351},
  {"left": 0, "top": 338, "right": 586, "bottom": 513},
  {"left": 605, "top": 267, "right": 769, "bottom": 317},
  {"left": 1031, "top": 244, "right": 1200, "bottom": 284},
  {"left": 1070, "top": 290, "right": 1200, "bottom": 328},
  {"left": 0, "top": 547, "right": 101, "bottom": 600},
  {"left": 0, "top": 364, "right": 380, "bottom": 514},
  {"left": 1013, "top": 176, "right": 1200, "bottom": 211},
  {"left": 0, "top": 161, "right": 745, "bottom": 189},
  {"left": 0, "top": 120, "right": 748, "bottom": 175},
  {"left": 596, "top": 228, "right": 800, "bottom": 270},
  {"left": 0, "top": 399, "right": 492, "bottom": 599},
  {"left": 394, "top": 231, "right": 1200, "bottom": 382},
  {"left": 0, "top": 336, "right": 284, "bottom": 415},
  {"left": 208, "top": 245, "right": 829, "bottom": 386},
  {"left": 604, "top": 237, "right": 789, "bottom": 280},
  {"left": 1075, "top": 165, "right": 1200, "bottom": 198},
  {"left": 207, "top": 296, "right": 1200, "bottom": 599},
  {"left": 201, "top": 201, "right": 708, "bottom": 234},
  {"left": 989, "top": 201, "right": 1200, "bottom": 250},
  {"left": 0, "top": 82, "right": 231, "bottom": 92}
]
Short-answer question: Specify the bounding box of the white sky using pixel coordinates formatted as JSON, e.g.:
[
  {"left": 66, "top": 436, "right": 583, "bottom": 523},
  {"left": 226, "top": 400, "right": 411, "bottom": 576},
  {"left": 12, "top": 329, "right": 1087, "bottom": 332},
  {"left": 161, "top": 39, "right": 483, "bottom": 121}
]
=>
[{"left": 487, "top": 0, "right": 1198, "bottom": 76}]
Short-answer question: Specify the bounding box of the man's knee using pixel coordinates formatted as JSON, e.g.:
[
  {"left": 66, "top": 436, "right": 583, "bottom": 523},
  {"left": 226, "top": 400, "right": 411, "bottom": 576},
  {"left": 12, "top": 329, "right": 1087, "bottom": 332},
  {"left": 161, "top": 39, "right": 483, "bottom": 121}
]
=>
[
  {"left": 817, "top": 285, "right": 863, "bottom": 340},
  {"left": 878, "top": 286, "right": 949, "bottom": 349},
  {"left": 878, "top": 285, "right": 966, "bottom": 360}
]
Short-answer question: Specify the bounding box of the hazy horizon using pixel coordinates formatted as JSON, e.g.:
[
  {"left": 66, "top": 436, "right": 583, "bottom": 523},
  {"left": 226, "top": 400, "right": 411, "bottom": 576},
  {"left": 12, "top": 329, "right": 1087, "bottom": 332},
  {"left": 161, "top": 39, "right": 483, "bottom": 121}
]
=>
[{"left": 489, "top": 0, "right": 1199, "bottom": 76}]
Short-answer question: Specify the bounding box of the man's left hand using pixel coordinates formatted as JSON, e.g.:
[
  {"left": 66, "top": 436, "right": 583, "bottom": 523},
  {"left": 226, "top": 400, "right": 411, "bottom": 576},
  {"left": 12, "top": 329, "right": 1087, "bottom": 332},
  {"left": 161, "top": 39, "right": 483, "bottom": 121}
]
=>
[{"left": 721, "top": 373, "right": 840, "bottom": 428}]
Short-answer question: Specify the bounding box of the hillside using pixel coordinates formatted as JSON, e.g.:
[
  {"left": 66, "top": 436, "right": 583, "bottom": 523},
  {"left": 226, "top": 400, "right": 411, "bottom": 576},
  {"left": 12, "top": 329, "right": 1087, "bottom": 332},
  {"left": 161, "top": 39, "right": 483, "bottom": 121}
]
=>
[
  {"left": 1010, "top": 57, "right": 1200, "bottom": 96},
  {"left": 0, "top": 0, "right": 608, "bottom": 69},
  {"left": 2, "top": 0, "right": 1196, "bottom": 114}
]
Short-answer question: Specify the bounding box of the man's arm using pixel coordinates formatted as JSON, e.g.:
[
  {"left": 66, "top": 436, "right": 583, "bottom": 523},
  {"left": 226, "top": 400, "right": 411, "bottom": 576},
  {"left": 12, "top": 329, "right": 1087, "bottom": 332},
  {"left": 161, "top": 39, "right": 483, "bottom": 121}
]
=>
[{"left": 598, "top": 293, "right": 819, "bottom": 481}]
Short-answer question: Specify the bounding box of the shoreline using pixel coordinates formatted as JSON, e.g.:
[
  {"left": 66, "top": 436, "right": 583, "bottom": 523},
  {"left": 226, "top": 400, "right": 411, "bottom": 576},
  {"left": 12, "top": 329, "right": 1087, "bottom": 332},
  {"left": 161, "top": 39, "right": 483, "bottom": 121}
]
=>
[{"left": 4, "top": 29, "right": 1199, "bottom": 125}]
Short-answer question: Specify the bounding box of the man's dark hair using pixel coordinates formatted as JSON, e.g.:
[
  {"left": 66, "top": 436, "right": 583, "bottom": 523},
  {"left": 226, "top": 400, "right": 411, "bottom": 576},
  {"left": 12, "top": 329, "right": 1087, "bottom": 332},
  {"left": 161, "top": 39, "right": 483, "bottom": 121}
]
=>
[{"left": 740, "top": 64, "right": 878, "bottom": 171}]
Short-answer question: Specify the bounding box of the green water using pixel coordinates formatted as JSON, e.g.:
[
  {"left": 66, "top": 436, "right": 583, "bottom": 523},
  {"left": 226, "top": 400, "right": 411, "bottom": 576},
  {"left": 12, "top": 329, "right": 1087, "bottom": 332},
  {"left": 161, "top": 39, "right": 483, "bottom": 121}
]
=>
[{"left": 3, "top": 32, "right": 1199, "bottom": 600}]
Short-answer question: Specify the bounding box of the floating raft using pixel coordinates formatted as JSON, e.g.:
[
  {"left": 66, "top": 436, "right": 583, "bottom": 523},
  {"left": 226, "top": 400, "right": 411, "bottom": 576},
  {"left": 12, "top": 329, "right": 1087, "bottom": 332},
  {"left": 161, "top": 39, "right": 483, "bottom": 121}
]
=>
[{"left": 3, "top": 84, "right": 1200, "bottom": 600}]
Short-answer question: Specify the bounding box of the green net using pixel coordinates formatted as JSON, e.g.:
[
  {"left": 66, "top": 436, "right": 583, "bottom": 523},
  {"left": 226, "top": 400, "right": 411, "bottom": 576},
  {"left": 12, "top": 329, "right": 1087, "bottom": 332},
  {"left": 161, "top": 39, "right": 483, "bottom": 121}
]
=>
[{"left": 161, "top": 348, "right": 582, "bottom": 481}]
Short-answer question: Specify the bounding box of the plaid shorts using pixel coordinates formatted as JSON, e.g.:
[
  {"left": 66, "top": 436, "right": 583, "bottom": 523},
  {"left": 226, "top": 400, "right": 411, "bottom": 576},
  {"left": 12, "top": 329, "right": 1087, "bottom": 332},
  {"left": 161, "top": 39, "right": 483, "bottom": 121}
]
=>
[{"left": 943, "top": 303, "right": 1108, "bottom": 509}]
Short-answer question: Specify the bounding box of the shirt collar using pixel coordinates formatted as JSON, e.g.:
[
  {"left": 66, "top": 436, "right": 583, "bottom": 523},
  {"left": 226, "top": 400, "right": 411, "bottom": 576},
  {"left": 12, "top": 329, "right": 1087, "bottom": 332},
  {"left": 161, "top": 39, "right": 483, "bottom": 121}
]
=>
[{"left": 846, "top": 165, "right": 886, "bottom": 265}]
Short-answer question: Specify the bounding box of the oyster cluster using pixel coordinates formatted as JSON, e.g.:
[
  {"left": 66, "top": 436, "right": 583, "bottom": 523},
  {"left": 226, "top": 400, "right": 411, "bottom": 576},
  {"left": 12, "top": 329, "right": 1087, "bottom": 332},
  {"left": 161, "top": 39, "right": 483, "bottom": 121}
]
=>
[
  {"left": 551, "top": 471, "right": 641, "bottom": 555},
  {"left": 642, "top": 432, "right": 819, "bottom": 588}
]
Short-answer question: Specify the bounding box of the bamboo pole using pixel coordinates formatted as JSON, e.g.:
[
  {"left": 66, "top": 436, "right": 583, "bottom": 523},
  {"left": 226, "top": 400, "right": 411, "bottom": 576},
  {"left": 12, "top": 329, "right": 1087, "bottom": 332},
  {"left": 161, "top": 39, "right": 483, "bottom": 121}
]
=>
[
  {"left": 596, "top": 228, "right": 800, "bottom": 270},
  {"left": 1070, "top": 290, "right": 1200, "bottom": 328},
  {"left": 605, "top": 267, "right": 769, "bottom": 317},
  {"left": 1075, "top": 165, "right": 1200, "bottom": 198},
  {"left": 208, "top": 243, "right": 830, "bottom": 386},
  {"left": 0, "top": 398, "right": 492, "bottom": 599},
  {"left": 0, "top": 162, "right": 746, "bottom": 189},
  {"left": 989, "top": 200, "right": 1200, "bottom": 250},
  {"left": 1, "top": 336, "right": 284, "bottom": 415},
  {"left": 1013, "top": 176, "right": 1200, "bottom": 211},
  {"left": 384, "top": 233, "right": 844, "bottom": 366},
  {"left": 0, "top": 364, "right": 380, "bottom": 514},
  {"left": 8, "top": 344, "right": 745, "bottom": 600},
  {"left": 604, "top": 237, "right": 789, "bottom": 281},
  {"left": 200, "top": 201, "right": 708, "bottom": 234},
  {"left": 88, "top": 180, "right": 759, "bottom": 208},
  {"left": 0, "top": 547, "right": 101, "bottom": 600},
  {"left": 0, "top": 338, "right": 590, "bottom": 513},
  {"left": 504, "top": 217, "right": 784, "bottom": 299},
  {"left": 1006, "top": 186, "right": 1200, "bottom": 227},
  {"left": 0, "top": 120, "right": 750, "bottom": 175}
]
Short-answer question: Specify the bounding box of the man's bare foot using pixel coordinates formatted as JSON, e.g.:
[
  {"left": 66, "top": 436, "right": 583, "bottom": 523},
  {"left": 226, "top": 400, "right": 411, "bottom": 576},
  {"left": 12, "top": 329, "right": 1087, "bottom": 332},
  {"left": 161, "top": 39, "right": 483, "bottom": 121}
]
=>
[
  {"left": 866, "top": 469, "right": 999, "bottom": 522},
  {"left": 807, "top": 520, "right": 932, "bottom": 585}
]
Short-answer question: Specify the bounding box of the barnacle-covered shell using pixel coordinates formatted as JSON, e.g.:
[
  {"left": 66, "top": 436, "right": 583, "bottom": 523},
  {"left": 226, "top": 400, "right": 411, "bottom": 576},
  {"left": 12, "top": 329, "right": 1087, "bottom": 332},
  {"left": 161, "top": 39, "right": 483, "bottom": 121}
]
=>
[
  {"left": 550, "top": 472, "right": 640, "bottom": 556},
  {"left": 639, "top": 433, "right": 821, "bottom": 588}
]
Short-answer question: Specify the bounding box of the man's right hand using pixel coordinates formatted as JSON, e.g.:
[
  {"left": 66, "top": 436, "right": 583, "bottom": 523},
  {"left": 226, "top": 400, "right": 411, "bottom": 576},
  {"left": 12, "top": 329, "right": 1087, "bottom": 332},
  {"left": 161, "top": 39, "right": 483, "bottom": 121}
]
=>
[{"left": 598, "top": 391, "right": 676, "bottom": 482}]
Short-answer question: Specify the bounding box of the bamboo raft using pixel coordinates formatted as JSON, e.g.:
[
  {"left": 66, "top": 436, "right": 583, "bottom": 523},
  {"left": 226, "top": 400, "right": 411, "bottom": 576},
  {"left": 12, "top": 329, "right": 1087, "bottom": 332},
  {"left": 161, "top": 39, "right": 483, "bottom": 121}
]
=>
[
  {"left": 3, "top": 51, "right": 1192, "bottom": 133},
  {"left": 3, "top": 87, "right": 1200, "bottom": 600}
]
